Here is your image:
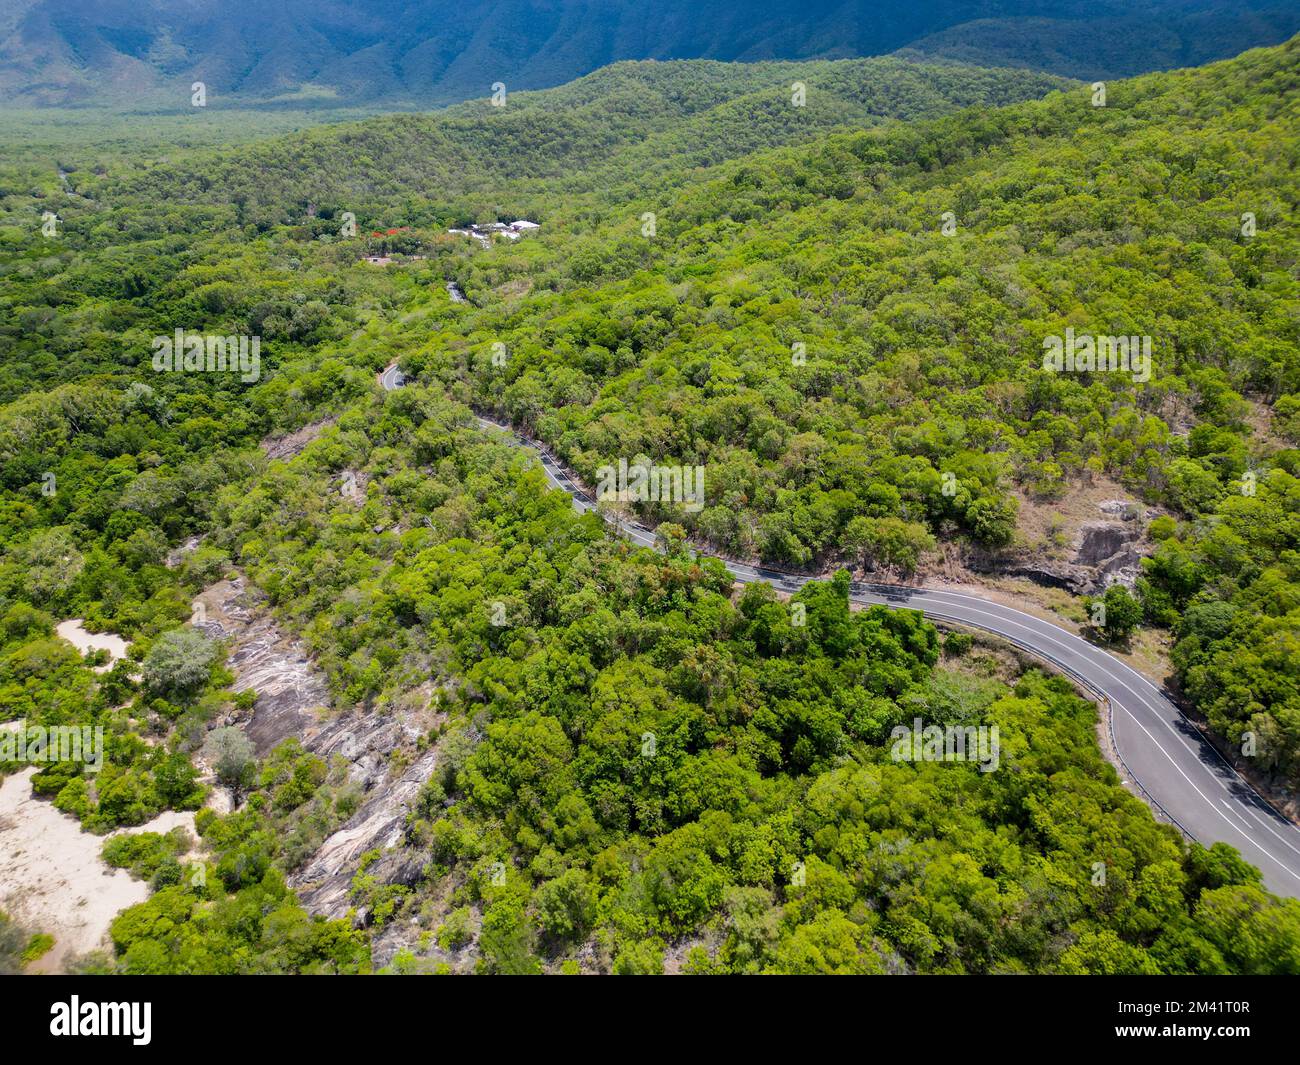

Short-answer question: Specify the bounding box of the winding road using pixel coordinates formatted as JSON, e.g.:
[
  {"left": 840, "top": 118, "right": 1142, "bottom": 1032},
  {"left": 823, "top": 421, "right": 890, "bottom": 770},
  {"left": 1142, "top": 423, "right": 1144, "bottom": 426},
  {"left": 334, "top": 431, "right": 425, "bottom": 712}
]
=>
[{"left": 381, "top": 365, "right": 1300, "bottom": 897}]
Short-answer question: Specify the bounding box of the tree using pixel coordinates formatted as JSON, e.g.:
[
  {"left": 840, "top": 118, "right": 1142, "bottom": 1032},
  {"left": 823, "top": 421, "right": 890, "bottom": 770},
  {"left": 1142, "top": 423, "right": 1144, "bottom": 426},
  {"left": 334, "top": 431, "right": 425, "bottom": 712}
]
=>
[
  {"left": 15, "top": 528, "right": 84, "bottom": 603},
  {"left": 142, "top": 629, "right": 218, "bottom": 697},
  {"left": 1274, "top": 394, "right": 1300, "bottom": 444},
  {"left": 768, "top": 911, "right": 887, "bottom": 975},
  {"left": 612, "top": 938, "right": 665, "bottom": 975},
  {"left": 153, "top": 750, "right": 202, "bottom": 807},
  {"left": 1194, "top": 885, "right": 1300, "bottom": 975},
  {"left": 532, "top": 869, "right": 596, "bottom": 943},
  {"left": 965, "top": 496, "right": 1017, "bottom": 547},
  {"left": 654, "top": 522, "right": 689, "bottom": 558},
  {"left": 206, "top": 727, "right": 256, "bottom": 800},
  {"left": 1086, "top": 584, "right": 1144, "bottom": 642},
  {"left": 1165, "top": 458, "right": 1224, "bottom": 514},
  {"left": 0, "top": 912, "right": 32, "bottom": 975},
  {"left": 478, "top": 895, "right": 542, "bottom": 975},
  {"left": 841, "top": 516, "right": 935, "bottom": 576}
]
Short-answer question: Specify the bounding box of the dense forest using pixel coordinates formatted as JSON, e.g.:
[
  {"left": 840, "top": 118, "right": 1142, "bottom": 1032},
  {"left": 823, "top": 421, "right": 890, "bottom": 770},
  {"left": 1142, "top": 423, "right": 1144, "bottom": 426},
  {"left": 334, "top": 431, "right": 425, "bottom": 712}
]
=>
[
  {"left": 1, "top": 40, "right": 1298, "bottom": 973},
  {"left": 40, "top": 58, "right": 1071, "bottom": 248}
]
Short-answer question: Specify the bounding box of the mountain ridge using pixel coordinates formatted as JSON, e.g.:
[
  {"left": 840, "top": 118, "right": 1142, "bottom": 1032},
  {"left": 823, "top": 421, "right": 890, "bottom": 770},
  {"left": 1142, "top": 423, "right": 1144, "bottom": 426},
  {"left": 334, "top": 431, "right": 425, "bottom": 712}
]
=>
[{"left": 3, "top": 0, "right": 1298, "bottom": 108}]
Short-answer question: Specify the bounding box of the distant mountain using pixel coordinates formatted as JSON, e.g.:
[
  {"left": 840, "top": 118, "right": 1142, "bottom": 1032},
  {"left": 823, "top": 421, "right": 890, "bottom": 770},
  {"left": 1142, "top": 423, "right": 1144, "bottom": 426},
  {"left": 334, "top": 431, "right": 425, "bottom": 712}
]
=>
[
  {"left": 2, "top": 0, "right": 1298, "bottom": 108},
  {"left": 899, "top": 2, "right": 1300, "bottom": 79}
]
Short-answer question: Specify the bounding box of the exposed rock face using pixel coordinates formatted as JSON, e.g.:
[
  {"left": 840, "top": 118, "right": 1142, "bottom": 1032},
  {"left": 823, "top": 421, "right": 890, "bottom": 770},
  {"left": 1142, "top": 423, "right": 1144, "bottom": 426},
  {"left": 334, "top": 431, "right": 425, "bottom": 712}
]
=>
[
  {"left": 1075, "top": 521, "right": 1142, "bottom": 591},
  {"left": 337, "top": 469, "right": 368, "bottom": 505},
  {"left": 193, "top": 578, "right": 331, "bottom": 755},
  {"left": 1098, "top": 499, "right": 1143, "bottom": 521},
  {"left": 192, "top": 576, "right": 440, "bottom": 923},
  {"left": 998, "top": 559, "right": 1093, "bottom": 595},
  {"left": 165, "top": 534, "right": 205, "bottom": 569},
  {"left": 1076, "top": 522, "right": 1131, "bottom": 565},
  {"left": 968, "top": 501, "right": 1148, "bottom": 594},
  {"left": 260, "top": 418, "right": 336, "bottom": 461},
  {"left": 291, "top": 749, "right": 438, "bottom": 919}
]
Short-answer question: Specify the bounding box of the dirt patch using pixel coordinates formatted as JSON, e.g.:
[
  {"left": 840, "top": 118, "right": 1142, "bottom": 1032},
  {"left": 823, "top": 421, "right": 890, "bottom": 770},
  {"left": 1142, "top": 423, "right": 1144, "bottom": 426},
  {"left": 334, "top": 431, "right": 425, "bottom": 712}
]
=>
[
  {"left": 0, "top": 769, "right": 203, "bottom": 973},
  {"left": 54, "top": 620, "right": 129, "bottom": 674},
  {"left": 1009, "top": 476, "right": 1148, "bottom": 558}
]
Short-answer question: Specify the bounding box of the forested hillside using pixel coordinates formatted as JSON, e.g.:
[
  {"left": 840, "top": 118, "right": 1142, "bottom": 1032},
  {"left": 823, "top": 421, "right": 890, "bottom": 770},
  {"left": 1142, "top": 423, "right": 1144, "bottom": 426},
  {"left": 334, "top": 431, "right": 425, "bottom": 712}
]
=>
[
  {"left": 50, "top": 58, "right": 1070, "bottom": 234},
  {"left": 1, "top": 40, "right": 1299, "bottom": 973},
  {"left": 415, "top": 39, "right": 1300, "bottom": 793}
]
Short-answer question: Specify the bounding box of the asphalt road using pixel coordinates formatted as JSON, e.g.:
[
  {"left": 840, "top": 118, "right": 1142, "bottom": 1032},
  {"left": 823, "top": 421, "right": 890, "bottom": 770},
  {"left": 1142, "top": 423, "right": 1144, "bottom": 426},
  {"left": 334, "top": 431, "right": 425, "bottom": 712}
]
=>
[
  {"left": 379, "top": 363, "right": 406, "bottom": 391},
  {"left": 380, "top": 372, "right": 1300, "bottom": 897}
]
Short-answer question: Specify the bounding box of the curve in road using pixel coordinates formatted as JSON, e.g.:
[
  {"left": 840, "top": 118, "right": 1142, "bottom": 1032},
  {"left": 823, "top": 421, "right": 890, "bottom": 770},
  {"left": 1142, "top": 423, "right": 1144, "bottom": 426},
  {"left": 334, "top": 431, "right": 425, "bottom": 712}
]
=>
[{"left": 379, "top": 370, "right": 1300, "bottom": 897}]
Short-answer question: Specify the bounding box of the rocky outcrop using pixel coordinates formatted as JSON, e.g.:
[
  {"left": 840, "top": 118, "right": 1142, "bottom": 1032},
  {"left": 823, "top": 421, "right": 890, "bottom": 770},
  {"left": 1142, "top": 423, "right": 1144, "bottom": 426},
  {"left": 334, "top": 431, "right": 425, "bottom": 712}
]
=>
[
  {"left": 968, "top": 500, "right": 1148, "bottom": 595},
  {"left": 290, "top": 748, "right": 438, "bottom": 919},
  {"left": 1076, "top": 521, "right": 1132, "bottom": 565},
  {"left": 1098, "top": 499, "right": 1143, "bottom": 521},
  {"left": 192, "top": 577, "right": 441, "bottom": 923},
  {"left": 193, "top": 578, "right": 331, "bottom": 755},
  {"left": 997, "top": 559, "right": 1093, "bottom": 595},
  {"left": 337, "top": 469, "right": 368, "bottom": 505},
  {"left": 165, "top": 534, "right": 205, "bottom": 569},
  {"left": 260, "top": 418, "right": 336, "bottom": 461},
  {"left": 1074, "top": 519, "right": 1143, "bottom": 591}
]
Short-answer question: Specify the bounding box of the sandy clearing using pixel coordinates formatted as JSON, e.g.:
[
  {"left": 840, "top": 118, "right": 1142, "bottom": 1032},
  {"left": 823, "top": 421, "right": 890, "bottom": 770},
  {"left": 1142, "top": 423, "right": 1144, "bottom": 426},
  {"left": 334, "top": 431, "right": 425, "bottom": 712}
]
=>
[
  {"left": 54, "top": 620, "right": 130, "bottom": 674},
  {"left": 0, "top": 769, "right": 200, "bottom": 974}
]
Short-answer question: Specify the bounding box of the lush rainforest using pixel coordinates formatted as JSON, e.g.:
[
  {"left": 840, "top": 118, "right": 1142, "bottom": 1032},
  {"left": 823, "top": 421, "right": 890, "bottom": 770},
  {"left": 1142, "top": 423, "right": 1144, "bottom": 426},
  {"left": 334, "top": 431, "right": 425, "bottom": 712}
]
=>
[{"left": 1, "top": 41, "right": 1299, "bottom": 973}]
